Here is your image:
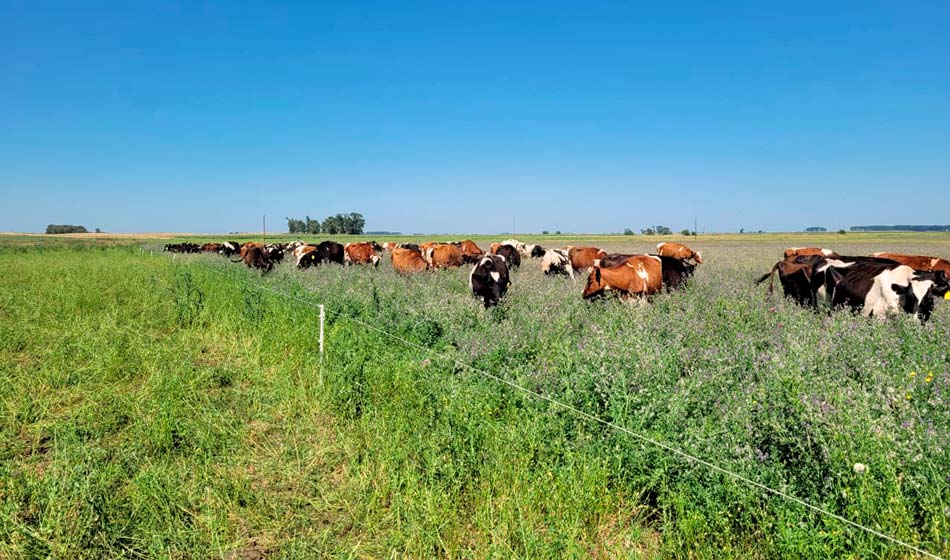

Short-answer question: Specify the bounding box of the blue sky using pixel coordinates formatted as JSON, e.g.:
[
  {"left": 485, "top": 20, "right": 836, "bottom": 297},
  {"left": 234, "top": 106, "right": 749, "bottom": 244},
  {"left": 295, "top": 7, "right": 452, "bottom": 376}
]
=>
[{"left": 2, "top": 1, "right": 948, "bottom": 234}]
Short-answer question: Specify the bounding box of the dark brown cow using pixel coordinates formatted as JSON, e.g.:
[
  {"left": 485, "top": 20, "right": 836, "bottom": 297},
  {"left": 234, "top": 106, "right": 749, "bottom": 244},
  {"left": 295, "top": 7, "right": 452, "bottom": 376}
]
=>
[
  {"left": 201, "top": 242, "right": 221, "bottom": 253},
  {"left": 568, "top": 246, "right": 607, "bottom": 271},
  {"left": 870, "top": 253, "right": 950, "bottom": 276},
  {"left": 344, "top": 242, "right": 381, "bottom": 266},
  {"left": 784, "top": 247, "right": 838, "bottom": 259},
  {"left": 392, "top": 247, "right": 428, "bottom": 273},
  {"left": 582, "top": 255, "right": 663, "bottom": 299},
  {"left": 426, "top": 244, "right": 463, "bottom": 269},
  {"left": 656, "top": 242, "right": 703, "bottom": 264},
  {"left": 232, "top": 245, "right": 273, "bottom": 272}
]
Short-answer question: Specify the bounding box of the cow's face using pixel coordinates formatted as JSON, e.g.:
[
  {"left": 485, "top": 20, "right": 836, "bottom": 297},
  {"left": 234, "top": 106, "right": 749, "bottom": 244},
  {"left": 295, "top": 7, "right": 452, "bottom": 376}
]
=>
[{"left": 582, "top": 267, "right": 606, "bottom": 299}]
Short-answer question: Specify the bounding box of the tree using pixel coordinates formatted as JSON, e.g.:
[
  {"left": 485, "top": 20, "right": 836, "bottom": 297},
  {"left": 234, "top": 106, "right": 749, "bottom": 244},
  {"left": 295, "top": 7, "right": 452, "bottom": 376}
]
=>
[
  {"left": 45, "top": 224, "right": 88, "bottom": 234},
  {"left": 305, "top": 216, "right": 321, "bottom": 234},
  {"left": 286, "top": 217, "right": 306, "bottom": 234},
  {"left": 680, "top": 229, "right": 692, "bottom": 236},
  {"left": 641, "top": 227, "right": 655, "bottom": 235},
  {"left": 739, "top": 228, "right": 745, "bottom": 234},
  {"left": 837, "top": 229, "right": 847, "bottom": 235},
  {"left": 656, "top": 225, "right": 672, "bottom": 235},
  {"left": 623, "top": 228, "right": 635, "bottom": 236},
  {"left": 542, "top": 230, "right": 549, "bottom": 235},
  {"left": 95, "top": 228, "right": 102, "bottom": 233}
]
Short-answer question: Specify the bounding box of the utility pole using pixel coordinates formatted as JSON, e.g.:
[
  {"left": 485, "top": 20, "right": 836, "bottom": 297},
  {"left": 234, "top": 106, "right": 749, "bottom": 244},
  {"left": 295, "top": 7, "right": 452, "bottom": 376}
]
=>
[
  {"left": 263, "top": 215, "right": 266, "bottom": 243},
  {"left": 513, "top": 217, "right": 516, "bottom": 237}
]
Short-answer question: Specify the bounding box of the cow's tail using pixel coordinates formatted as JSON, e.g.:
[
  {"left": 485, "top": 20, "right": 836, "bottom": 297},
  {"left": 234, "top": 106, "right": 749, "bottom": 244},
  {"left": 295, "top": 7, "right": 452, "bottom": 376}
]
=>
[{"left": 755, "top": 262, "right": 780, "bottom": 294}]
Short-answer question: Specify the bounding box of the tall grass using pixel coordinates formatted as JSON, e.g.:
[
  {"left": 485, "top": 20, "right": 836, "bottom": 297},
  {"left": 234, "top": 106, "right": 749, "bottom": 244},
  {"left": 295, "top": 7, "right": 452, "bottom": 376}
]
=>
[{"left": 2, "top": 238, "right": 949, "bottom": 558}]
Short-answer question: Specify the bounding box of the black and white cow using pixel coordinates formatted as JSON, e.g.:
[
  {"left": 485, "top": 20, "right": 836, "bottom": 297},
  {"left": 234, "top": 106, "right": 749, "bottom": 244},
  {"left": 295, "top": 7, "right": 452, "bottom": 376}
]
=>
[
  {"left": 757, "top": 254, "right": 900, "bottom": 307},
  {"left": 470, "top": 255, "right": 511, "bottom": 308},
  {"left": 264, "top": 243, "right": 285, "bottom": 263},
  {"left": 218, "top": 241, "right": 241, "bottom": 257},
  {"left": 825, "top": 262, "right": 949, "bottom": 322},
  {"left": 541, "top": 248, "right": 573, "bottom": 277}
]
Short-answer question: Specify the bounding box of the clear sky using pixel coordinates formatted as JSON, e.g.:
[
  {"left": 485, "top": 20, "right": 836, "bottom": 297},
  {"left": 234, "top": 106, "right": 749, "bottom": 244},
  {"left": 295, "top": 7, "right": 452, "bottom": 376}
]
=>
[{"left": 2, "top": 1, "right": 948, "bottom": 234}]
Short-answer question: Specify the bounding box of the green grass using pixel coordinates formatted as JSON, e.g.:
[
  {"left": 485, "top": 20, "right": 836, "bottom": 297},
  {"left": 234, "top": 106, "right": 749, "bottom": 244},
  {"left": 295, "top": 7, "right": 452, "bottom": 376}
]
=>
[{"left": 2, "top": 236, "right": 949, "bottom": 558}]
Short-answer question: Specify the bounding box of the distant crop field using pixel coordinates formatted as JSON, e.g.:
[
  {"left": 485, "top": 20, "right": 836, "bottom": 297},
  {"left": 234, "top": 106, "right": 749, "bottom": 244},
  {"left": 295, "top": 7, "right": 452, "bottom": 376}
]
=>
[{"left": 2, "top": 234, "right": 949, "bottom": 558}]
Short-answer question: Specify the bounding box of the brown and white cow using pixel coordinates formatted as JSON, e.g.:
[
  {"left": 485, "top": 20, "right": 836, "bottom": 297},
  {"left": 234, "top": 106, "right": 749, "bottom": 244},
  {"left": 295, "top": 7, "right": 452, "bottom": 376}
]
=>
[
  {"left": 656, "top": 242, "right": 703, "bottom": 264},
  {"left": 783, "top": 247, "right": 838, "bottom": 259},
  {"left": 582, "top": 255, "right": 663, "bottom": 300},
  {"left": 344, "top": 242, "right": 381, "bottom": 266},
  {"left": 453, "top": 239, "right": 484, "bottom": 263},
  {"left": 293, "top": 244, "right": 318, "bottom": 267},
  {"left": 568, "top": 246, "right": 607, "bottom": 271},
  {"left": 392, "top": 247, "right": 428, "bottom": 273},
  {"left": 426, "top": 243, "right": 463, "bottom": 269},
  {"left": 870, "top": 253, "right": 950, "bottom": 276},
  {"left": 382, "top": 242, "right": 399, "bottom": 252}
]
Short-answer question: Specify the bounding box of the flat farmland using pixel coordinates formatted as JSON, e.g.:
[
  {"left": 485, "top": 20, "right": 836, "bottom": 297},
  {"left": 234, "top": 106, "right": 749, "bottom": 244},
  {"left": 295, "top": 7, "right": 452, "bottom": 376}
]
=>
[{"left": 2, "top": 234, "right": 949, "bottom": 558}]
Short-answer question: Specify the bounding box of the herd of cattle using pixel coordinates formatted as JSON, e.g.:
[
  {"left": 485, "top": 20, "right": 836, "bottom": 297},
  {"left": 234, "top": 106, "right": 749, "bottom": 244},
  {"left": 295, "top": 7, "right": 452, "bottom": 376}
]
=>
[
  {"left": 163, "top": 240, "right": 950, "bottom": 321},
  {"left": 757, "top": 247, "right": 950, "bottom": 322}
]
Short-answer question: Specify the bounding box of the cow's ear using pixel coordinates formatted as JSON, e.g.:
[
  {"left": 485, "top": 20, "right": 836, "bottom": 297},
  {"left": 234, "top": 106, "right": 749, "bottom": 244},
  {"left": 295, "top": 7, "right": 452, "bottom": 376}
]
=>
[
  {"left": 594, "top": 267, "right": 601, "bottom": 283},
  {"left": 892, "top": 283, "right": 910, "bottom": 295}
]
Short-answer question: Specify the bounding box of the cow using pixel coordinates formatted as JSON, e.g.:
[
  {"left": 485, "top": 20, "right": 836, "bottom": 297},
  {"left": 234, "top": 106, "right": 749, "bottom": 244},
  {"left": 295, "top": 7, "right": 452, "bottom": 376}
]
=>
[
  {"left": 382, "top": 242, "right": 399, "bottom": 252},
  {"left": 784, "top": 247, "right": 838, "bottom": 259},
  {"left": 344, "top": 242, "right": 381, "bottom": 266},
  {"left": 201, "top": 242, "right": 221, "bottom": 253},
  {"left": 293, "top": 244, "right": 318, "bottom": 267},
  {"left": 756, "top": 254, "right": 901, "bottom": 307},
  {"left": 164, "top": 243, "right": 200, "bottom": 253},
  {"left": 218, "top": 241, "right": 241, "bottom": 257},
  {"left": 656, "top": 242, "right": 703, "bottom": 264},
  {"left": 870, "top": 252, "right": 950, "bottom": 276},
  {"left": 232, "top": 244, "right": 273, "bottom": 272},
  {"left": 600, "top": 254, "right": 695, "bottom": 292},
  {"left": 527, "top": 244, "right": 545, "bottom": 258},
  {"left": 494, "top": 244, "right": 521, "bottom": 268},
  {"left": 582, "top": 255, "right": 663, "bottom": 300},
  {"left": 824, "top": 262, "right": 950, "bottom": 322},
  {"left": 541, "top": 248, "right": 573, "bottom": 277},
  {"left": 298, "top": 241, "right": 344, "bottom": 268},
  {"left": 426, "top": 244, "right": 463, "bottom": 269},
  {"left": 499, "top": 239, "right": 526, "bottom": 254},
  {"left": 469, "top": 255, "right": 511, "bottom": 308},
  {"left": 398, "top": 243, "right": 421, "bottom": 252},
  {"left": 264, "top": 243, "right": 285, "bottom": 263},
  {"left": 392, "top": 247, "right": 428, "bottom": 273},
  {"left": 452, "top": 240, "right": 484, "bottom": 263},
  {"left": 568, "top": 246, "right": 607, "bottom": 271}
]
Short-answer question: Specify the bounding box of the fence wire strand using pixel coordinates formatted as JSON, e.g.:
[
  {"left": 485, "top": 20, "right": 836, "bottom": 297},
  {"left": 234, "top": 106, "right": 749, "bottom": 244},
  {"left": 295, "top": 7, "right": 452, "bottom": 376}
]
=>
[{"left": 189, "top": 257, "right": 944, "bottom": 560}]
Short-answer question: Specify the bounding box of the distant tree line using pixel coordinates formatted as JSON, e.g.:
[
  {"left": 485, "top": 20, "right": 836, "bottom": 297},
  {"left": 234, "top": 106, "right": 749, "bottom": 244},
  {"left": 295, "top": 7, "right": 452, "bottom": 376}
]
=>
[
  {"left": 804, "top": 226, "right": 827, "bottom": 232},
  {"left": 286, "top": 213, "right": 365, "bottom": 235},
  {"left": 45, "top": 224, "right": 88, "bottom": 234},
  {"left": 850, "top": 225, "right": 950, "bottom": 232}
]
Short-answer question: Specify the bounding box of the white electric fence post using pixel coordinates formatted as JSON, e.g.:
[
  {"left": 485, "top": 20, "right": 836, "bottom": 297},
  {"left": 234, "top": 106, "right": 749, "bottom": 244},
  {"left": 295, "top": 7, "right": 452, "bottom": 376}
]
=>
[
  {"left": 318, "top": 304, "right": 326, "bottom": 386},
  {"left": 318, "top": 304, "right": 325, "bottom": 356}
]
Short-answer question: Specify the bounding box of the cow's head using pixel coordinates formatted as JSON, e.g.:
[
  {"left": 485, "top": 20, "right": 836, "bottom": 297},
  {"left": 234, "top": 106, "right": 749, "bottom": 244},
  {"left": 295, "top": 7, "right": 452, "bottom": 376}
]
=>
[
  {"left": 694, "top": 251, "right": 703, "bottom": 264},
  {"left": 893, "top": 270, "right": 949, "bottom": 322},
  {"left": 583, "top": 265, "right": 607, "bottom": 299}
]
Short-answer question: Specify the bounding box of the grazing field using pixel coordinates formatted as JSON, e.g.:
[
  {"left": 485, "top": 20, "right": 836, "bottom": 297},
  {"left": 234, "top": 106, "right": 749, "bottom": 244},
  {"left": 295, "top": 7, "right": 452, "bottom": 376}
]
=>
[{"left": 2, "top": 234, "right": 949, "bottom": 558}]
